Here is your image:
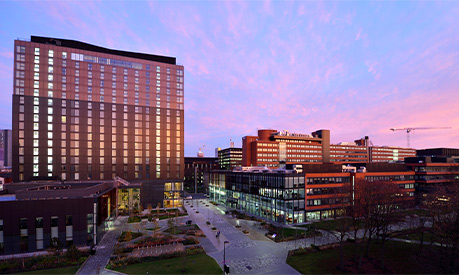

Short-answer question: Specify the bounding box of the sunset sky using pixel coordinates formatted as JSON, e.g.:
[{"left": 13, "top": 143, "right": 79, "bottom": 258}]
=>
[{"left": 0, "top": 1, "right": 458, "bottom": 157}]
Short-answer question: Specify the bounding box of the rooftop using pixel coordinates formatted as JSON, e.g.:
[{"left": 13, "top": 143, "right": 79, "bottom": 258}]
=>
[{"left": 30, "top": 36, "right": 177, "bottom": 65}]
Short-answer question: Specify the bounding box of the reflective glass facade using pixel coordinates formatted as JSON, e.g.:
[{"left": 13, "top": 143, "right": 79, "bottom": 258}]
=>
[{"left": 209, "top": 171, "right": 305, "bottom": 224}]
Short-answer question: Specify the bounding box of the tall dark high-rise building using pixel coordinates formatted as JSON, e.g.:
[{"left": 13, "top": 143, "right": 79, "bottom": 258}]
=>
[
  {"left": 12, "top": 36, "right": 184, "bottom": 207},
  {"left": 0, "top": 130, "right": 12, "bottom": 168}
]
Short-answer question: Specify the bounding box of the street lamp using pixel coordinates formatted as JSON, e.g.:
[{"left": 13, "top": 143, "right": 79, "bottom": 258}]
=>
[{"left": 223, "top": 240, "right": 230, "bottom": 274}]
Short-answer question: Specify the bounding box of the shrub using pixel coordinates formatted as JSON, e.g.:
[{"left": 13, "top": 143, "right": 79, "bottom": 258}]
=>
[
  {"left": 186, "top": 246, "right": 205, "bottom": 255},
  {"left": 182, "top": 237, "right": 199, "bottom": 245},
  {"left": 128, "top": 216, "right": 141, "bottom": 223},
  {"left": 65, "top": 244, "right": 80, "bottom": 261}
]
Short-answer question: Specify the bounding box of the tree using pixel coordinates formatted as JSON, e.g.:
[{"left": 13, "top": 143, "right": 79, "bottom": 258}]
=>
[
  {"left": 322, "top": 182, "right": 353, "bottom": 271},
  {"left": 422, "top": 183, "right": 459, "bottom": 273},
  {"left": 351, "top": 179, "right": 405, "bottom": 271},
  {"left": 169, "top": 217, "right": 178, "bottom": 235}
]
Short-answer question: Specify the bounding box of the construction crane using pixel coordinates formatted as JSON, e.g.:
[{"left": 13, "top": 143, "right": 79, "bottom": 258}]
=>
[{"left": 390, "top": 127, "right": 451, "bottom": 148}]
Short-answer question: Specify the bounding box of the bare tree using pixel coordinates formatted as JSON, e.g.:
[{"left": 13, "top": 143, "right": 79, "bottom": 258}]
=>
[
  {"left": 423, "top": 183, "right": 459, "bottom": 273},
  {"left": 351, "top": 179, "right": 406, "bottom": 271}
]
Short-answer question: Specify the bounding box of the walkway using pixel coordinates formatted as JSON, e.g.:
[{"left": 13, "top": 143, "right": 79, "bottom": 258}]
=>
[
  {"left": 76, "top": 216, "right": 128, "bottom": 275},
  {"left": 184, "top": 199, "right": 300, "bottom": 274}
]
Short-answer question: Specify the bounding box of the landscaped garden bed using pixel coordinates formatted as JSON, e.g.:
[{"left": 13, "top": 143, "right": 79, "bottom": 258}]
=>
[
  {"left": 0, "top": 245, "right": 89, "bottom": 274},
  {"left": 127, "top": 216, "right": 142, "bottom": 223},
  {"left": 118, "top": 231, "right": 143, "bottom": 242},
  {"left": 107, "top": 248, "right": 221, "bottom": 274}
]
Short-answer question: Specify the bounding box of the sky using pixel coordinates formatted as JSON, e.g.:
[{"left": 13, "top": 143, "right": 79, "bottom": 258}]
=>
[{"left": 0, "top": 1, "right": 458, "bottom": 157}]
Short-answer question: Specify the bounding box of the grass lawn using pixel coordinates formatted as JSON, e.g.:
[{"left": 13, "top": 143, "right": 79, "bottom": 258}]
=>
[
  {"left": 112, "top": 253, "right": 221, "bottom": 274},
  {"left": 287, "top": 240, "right": 429, "bottom": 274},
  {"left": 391, "top": 229, "right": 434, "bottom": 243},
  {"left": 398, "top": 208, "right": 430, "bottom": 217},
  {"left": 299, "top": 218, "right": 364, "bottom": 232},
  {"left": 16, "top": 265, "right": 79, "bottom": 274}
]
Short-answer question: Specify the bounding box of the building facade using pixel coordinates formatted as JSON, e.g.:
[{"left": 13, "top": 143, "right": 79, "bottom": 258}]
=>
[
  {"left": 405, "top": 156, "right": 459, "bottom": 197},
  {"left": 242, "top": 129, "right": 329, "bottom": 168},
  {"left": 369, "top": 146, "right": 416, "bottom": 162},
  {"left": 0, "top": 179, "right": 140, "bottom": 254},
  {"left": 242, "top": 129, "right": 415, "bottom": 167},
  {"left": 184, "top": 157, "right": 218, "bottom": 189},
  {"left": 0, "top": 130, "right": 12, "bottom": 168},
  {"left": 218, "top": 147, "right": 242, "bottom": 170},
  {"left": 209, "top": 163, "right": 415, "bottom": 224},
  {"left": 12, "top": 36, "right": 184, "bottom": 208}
]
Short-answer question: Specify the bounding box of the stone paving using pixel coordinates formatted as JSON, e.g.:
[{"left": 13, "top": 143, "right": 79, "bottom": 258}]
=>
[
  {"left": 184, "top": 199, "right": 300, "bottom": 274},
  {"left": 76, "top": 216, "right": 128, "bottom": 275}
]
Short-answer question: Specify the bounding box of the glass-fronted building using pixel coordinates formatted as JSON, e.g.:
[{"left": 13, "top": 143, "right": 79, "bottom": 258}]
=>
[{"left": 209, "top": 169, "right": 305, "bottom": 224}]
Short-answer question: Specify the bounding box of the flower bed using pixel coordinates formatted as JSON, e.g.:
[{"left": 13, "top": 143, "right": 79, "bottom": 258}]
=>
[{"left": 0, "top": 247, "right": 89, "bottom": 274}]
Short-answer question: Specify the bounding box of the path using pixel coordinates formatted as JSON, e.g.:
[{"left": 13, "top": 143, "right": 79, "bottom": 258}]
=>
[
  {"left": 76, "top": 216, "right": 128, "bottom": 275},
  {"left": 185, "top": 199, "right": 300, "bottom": 274}
]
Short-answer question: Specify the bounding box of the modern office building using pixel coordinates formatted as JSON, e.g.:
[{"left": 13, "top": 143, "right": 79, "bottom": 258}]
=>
[
  {"left": 302, "top": 163, "right": 415, "bottom": 220},
  {"left": 0, "top": 130, "right": 12, "bottom": 168},
  {"left": 242, "top": 129, "right": 329, "bottom": 167},
  {"left": 369, "top": 146, "right": 416, "bottom": 162},
  {"left": 12, "top": 36, "right": 184, "bottom": 208},
  {"left": 416, "top": 148, "right": 459, "bottom": 161},
  {"left": 329, "top": 142, "right": 367, "bottom": 163},
  {"left": 184, "top": 157, "right": 218, "bottom": 188},
  {"left": 218, "top": 147, "right": 242, "bottom": 170},
  {"left": 242, "top": 129, "right": 415, "bottom": 167},
  {"left": 209, "top": 163, "right": 415, "bottom": 224},
  {"left": 405, "top": 156, "right": 459, "bottom": 196}
]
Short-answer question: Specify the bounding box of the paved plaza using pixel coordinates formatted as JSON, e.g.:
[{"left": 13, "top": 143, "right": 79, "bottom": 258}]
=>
[{"left": 184, "top": 199, "right": 300, "bottom": 274}]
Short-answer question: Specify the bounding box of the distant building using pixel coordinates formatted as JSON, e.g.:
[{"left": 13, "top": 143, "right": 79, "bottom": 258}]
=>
[
  {"left": 369, "top": 146, "right": 416, "bottom": 163},
  {"left": 405, "top": 156, "right": 459, "bottom": 198},
  {"left": 0, "top": 130, "right": 12, "bottom": 168},
  {"left": 0, "top": 179, "right": 140, "bottom": 254},
  {"left": 218, "top": 147, "right": 242, "bottom": 170},
  {"left": 241, "top": 129, "right": 415, "bottom": 167},
  {"left": 417, "top": 148, "right": 459, "bottom": 161},
  {"left": 184, "top": 157, "right": 218, "bottom": 188}
]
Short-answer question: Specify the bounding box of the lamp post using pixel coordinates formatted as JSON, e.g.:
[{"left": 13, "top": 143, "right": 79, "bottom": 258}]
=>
[{"left": 223, "top": 240, "right": 229, "bottom": 274}]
